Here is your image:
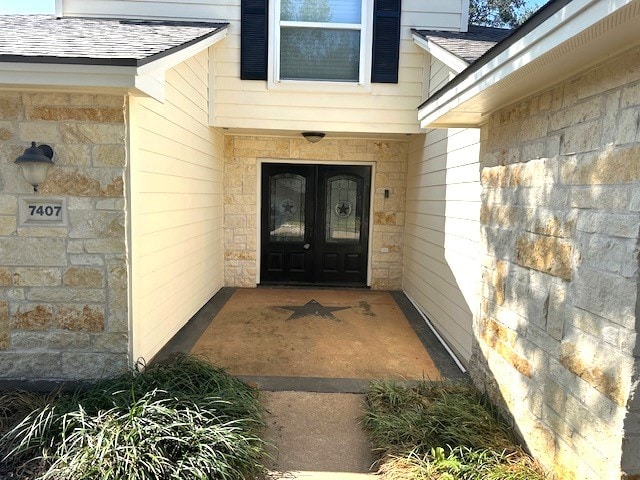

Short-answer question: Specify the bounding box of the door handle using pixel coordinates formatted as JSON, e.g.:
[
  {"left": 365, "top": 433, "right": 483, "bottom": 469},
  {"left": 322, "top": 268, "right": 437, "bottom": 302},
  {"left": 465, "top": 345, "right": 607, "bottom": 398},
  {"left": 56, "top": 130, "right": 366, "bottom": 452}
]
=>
[{"left": 303, "top": 243, "right": 311, "bottom": 250}]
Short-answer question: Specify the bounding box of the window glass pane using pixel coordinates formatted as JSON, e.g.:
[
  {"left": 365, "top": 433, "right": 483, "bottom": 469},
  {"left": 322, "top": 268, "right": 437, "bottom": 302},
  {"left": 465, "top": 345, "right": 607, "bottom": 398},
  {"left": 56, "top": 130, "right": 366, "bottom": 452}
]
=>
[
  {"left": 280, "top": 28, "right": 360, "bottom": 81},
  {"left": 281, "top": 0, "right": 361, "bottom": 23},
  {"left": 270, "top": 174, "right": 305, "bottom": 242},
  {"left": 326, "top": 175, "right": 360, "bottom": 243}
]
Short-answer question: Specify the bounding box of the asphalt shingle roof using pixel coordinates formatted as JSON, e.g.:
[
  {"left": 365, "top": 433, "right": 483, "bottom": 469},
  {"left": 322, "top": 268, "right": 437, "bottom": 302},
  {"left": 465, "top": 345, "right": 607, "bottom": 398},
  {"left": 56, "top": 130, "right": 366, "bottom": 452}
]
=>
[
  {"left": 0, "top": 15, "right": 228, "bottom": 66},
  {"left": 413, "top": 25, "right": 513, "bottom": 64}
]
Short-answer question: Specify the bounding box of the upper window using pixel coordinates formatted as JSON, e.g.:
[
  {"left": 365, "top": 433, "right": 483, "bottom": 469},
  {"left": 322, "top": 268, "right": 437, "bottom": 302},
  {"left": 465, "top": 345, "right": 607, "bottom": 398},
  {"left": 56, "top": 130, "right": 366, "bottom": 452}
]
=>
[
  {"left": 275, "top": 0, "right": 367, "bottom": 83},
  {"left": 240, "top": 0, "right": 401, "bottom": 85}
]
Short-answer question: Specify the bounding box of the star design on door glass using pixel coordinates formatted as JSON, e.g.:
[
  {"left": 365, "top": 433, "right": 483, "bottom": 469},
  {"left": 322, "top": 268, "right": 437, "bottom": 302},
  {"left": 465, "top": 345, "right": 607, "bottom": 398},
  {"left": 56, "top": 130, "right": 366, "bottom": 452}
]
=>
[
  {"left": 335, "top": 201, "right": 352, "bottom": 218},
  {"left": 280, "top": 199, "right": 296, "bottom": 215},
  {"left": 278, "top": 300, "right": 349, "bottom": 321}
]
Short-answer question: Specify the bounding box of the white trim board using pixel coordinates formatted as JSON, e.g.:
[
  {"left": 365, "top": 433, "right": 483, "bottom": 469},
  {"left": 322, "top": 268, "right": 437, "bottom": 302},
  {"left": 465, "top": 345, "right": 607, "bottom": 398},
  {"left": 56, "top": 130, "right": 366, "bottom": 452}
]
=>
[{"left": 412, "top": 33, "right": 468, "bottom": 74}]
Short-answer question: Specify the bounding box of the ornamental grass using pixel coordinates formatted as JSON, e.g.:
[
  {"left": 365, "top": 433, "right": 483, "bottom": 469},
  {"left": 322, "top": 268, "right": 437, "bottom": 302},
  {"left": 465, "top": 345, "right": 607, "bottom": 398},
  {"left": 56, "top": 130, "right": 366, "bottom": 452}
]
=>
[
  {"left": 0, "top": 354, "right": 266, "bottom": 480},
  {"left": 363, "top": 380, "right": 549, "bottom": 480}
]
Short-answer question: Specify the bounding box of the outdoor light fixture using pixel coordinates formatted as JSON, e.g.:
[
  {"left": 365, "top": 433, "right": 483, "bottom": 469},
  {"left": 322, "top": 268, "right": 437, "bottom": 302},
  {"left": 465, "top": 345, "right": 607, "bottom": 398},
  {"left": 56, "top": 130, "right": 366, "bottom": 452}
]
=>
[
  {"left": 302, "top": 132, "right": 325, "bottom": 143},
  {"left": 15, "top": 141, "right": 55, "bottom": 193}
]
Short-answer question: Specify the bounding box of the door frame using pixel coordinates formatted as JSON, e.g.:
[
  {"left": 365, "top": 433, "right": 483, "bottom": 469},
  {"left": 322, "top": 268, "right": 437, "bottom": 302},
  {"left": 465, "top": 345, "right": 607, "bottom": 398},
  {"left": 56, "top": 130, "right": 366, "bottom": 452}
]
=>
[{"left": 256, "top": 158, "right": 376, "bottom": 286}]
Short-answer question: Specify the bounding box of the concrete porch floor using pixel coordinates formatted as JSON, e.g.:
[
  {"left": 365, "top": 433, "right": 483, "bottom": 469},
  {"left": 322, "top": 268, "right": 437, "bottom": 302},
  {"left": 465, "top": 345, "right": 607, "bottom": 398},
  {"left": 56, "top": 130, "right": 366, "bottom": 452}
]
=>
[
  {"left": 155, "top": 287, "right": 467, "bottom": 390},
  {"left": 155, "top": 288, "right": 467, "bottom": 477}
]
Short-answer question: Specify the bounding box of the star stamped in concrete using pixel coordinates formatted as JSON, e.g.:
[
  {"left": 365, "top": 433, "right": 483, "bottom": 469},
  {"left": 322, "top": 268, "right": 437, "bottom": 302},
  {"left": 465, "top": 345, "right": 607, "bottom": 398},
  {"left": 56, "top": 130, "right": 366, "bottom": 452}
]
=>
[{"left": 278, "top": 299, "right": 349, "bottom": 321}]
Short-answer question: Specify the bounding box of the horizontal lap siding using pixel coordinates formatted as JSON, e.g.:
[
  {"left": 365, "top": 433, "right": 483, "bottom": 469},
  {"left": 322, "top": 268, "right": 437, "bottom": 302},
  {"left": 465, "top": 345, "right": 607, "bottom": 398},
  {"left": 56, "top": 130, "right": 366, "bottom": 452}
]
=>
[
  {"left": 129, "top": 49, "right": 224, "bottom": 362},
  {"left": 62, "top": 0, "right": 465, "bottom": 135},
  {"left": 404, "top": 128, "right": 480, "bottom": 363},
  {"left": 213, "top": 25, "right": 454, "bottom": 134},
  {"left": 403, "top": 57, "right": 480, "bottom": 363},
  {"left": 62, "top": 0, "right": 237, "bottom": 20}
]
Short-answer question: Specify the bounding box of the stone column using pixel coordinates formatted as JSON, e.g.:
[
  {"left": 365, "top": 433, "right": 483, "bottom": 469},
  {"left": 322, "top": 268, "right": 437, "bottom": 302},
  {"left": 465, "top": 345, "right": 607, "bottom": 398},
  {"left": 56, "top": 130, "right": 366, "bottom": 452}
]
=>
[{"left": 0, "top": 92, "right": 129, "bottom": 381}]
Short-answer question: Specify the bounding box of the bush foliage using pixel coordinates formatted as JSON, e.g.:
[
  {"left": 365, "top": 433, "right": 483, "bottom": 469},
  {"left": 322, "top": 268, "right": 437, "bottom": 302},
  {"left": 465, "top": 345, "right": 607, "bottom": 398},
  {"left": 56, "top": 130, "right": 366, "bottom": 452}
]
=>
[
  {"left": 0, "top": 355, "right": 266, "bottom": 480},
  {"left": 363, "top": 380, "right": 548, "bottom": 480}
]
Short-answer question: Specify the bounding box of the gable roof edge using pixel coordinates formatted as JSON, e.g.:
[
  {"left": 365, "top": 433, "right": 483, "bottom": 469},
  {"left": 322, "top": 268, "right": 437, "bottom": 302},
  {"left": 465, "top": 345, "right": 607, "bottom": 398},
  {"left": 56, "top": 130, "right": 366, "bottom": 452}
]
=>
[
  {"left": 412, "top": 32, "right": 469, "bottom": 74},
  {"left": 0, "top": 22, "right": 228, "bottom": 101},
  {"left": 418, "top": 0, "right": 640, "bottom": 128}
]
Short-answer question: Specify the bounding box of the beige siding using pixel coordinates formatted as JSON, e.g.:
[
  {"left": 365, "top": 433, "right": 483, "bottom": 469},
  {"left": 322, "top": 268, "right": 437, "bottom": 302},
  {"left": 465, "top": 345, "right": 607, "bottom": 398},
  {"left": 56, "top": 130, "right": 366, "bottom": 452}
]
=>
[
  {"left": 404, "top": 127, "right": 481, "bottom": 363},
  {"left": 61, "top": 0, "right": 233, "bottom": 19},
  {"left": 61, "top": 0, "right": 467, "bottom": 135},
  {"left": 429, "top": 56, "right": 456, "bottom": 94},
  {"left": 129, "top": 49, "right": 225, "bottom": 362},
  {"left": 212, "top": 10, "right": 456, "bottom": 135},
  {"left": 404, "top": 57, "right": 481, "bottom": 363}
]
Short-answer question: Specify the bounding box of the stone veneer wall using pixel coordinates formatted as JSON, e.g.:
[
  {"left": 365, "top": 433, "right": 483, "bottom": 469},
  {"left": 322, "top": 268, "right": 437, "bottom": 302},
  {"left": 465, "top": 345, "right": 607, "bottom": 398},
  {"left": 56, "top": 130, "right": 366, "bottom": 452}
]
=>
[
  {"left": 473, "top": 48, "right": 640, "bottom": 479},
  {"left": 0, "top": 92, "right": 129, "bottom": 381},
  {"left": 224, "top": 136, "right": 408, "bottom": 289}
]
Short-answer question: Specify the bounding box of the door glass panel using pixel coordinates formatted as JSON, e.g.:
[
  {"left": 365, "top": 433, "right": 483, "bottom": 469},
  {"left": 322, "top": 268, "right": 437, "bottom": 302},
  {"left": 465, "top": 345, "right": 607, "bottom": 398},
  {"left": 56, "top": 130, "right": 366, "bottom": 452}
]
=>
[
  {"left": 270, "top": 173, "right": 305, "bottom": 242},
  {"left": 326, "top": 175, "right": 360, "bottom": 243}
]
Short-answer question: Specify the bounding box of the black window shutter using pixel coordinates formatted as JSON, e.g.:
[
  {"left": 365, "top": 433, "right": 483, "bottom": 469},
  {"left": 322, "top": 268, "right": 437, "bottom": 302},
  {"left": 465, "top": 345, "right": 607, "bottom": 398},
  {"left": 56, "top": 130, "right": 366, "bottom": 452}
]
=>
[
  {"left": 371, "top": 0, "right": 401, "bottom": 83},
  {"left": 241, "top": 0, "right": 268, "bottom": 80}
]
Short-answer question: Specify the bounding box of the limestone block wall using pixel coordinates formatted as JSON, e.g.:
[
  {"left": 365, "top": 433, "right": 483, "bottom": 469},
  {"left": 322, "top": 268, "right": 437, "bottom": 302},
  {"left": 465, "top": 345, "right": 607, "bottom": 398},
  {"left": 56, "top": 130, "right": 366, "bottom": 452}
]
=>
[
  {"left": 0, "top": 92, "right": 129, "bottom": 381},
  {"left": 472, "top": 47, "right": 640, "bottom": 479},
  {"left": 223, "top": 136, "right": 408, "bottom": 289}
]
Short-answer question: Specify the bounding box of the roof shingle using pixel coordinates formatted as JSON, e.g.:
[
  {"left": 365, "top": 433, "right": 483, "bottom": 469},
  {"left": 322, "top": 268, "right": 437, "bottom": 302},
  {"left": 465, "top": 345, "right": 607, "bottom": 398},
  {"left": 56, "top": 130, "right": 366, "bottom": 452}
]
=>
[
  {"left": 0, "top": 15, "right": 227, "bottom": 66},
  {"left": 413, "top": 25, "right": 513, "bottom": 64}
]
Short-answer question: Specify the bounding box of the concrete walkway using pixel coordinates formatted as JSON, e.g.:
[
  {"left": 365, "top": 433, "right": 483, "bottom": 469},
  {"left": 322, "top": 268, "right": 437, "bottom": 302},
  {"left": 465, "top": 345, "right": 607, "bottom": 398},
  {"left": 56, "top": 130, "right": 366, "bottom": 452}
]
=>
[{"left": 262, "top": 391, "right": 377, "bottom": 478}]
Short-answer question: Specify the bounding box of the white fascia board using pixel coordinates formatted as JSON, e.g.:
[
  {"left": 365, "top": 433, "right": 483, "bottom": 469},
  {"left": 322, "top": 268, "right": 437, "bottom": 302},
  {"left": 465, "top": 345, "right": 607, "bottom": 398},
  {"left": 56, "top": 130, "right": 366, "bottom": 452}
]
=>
[
  {"left": 134, "top": 28, "right": 227, "bottom": 101},
  {"left": 0, "top": 62, "right": 138, "bottom": 90},
  {"left": 412, "top": 33, "right": 468, "bottom": 74},
  {"left": 418, "top": 0, "right": 636, "bottom": 127},
  {"left": 135, "top": 71, "right": 166, "bottom": 103},
  {"left": 0, "top": 28, "right": 226, "bottom": 101},
  {"left": 136, "top": 28, "right": 227, "bottom": 75},
  {"left": 0, "top": 62, "right": 165, "bottom": 100}
]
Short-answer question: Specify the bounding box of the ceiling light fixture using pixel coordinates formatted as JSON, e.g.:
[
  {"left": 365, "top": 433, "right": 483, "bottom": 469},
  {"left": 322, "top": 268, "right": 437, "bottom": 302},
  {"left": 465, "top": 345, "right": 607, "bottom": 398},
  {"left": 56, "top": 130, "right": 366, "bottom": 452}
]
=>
[{"left": 301, "top": 132, "right": 326, "bottom": 143}]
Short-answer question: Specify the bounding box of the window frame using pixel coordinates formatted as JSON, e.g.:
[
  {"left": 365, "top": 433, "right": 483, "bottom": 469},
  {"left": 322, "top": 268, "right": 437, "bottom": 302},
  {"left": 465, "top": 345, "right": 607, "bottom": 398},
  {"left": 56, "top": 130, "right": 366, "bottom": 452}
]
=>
[{"left": 268, "top": 0, "right": 374, "bottom": 92}]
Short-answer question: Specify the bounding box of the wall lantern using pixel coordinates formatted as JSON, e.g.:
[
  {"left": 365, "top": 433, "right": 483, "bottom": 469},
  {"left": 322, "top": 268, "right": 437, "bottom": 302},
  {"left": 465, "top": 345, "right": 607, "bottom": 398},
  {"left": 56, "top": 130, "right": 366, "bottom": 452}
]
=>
[
  {"left": 302, "top": 132, "right": 325, "bottom": 143},
  {"left": 15, "top": 141, "right": 55, "bottom": 193}
]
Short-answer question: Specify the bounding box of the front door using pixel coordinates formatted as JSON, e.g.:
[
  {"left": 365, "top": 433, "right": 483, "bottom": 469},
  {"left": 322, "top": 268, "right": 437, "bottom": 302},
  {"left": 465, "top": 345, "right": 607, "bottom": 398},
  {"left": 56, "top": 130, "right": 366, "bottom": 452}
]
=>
[{"left": 261, "top": 163, "right": 371, "bottom": 285}]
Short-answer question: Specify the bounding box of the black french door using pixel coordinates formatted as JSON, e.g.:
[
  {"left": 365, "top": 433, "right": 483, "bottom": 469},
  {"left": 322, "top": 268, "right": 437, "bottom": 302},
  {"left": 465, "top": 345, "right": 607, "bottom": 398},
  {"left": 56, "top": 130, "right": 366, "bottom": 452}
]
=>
[{"left": 260, "top": 163, "right": 371, "bottom": 285}]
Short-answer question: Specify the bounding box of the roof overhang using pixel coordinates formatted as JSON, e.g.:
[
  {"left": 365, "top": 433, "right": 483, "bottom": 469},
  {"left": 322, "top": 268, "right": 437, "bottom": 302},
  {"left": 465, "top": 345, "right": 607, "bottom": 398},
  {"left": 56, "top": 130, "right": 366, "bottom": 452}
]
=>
[
  {"left": 419, "top": 0, "right": 640, "bottom": 128},
  {"left": 412, "top": 33, "right": 469, "bottom": 74},
  {"left": 0, "top": 26, "right": 227, "bottom": 102}
]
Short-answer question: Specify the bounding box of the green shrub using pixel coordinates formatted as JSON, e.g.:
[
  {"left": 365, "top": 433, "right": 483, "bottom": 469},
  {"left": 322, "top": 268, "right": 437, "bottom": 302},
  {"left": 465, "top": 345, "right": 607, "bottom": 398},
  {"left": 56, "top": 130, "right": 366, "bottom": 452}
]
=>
[
  {"left": 0, "top": 355, "right": 266, "bottom": 480},
  {"left": 363, "top": 380, "right": 548, "bottom": 480},
  {"left": 378, "top": 447, "right": 545, "bottom": 480}
]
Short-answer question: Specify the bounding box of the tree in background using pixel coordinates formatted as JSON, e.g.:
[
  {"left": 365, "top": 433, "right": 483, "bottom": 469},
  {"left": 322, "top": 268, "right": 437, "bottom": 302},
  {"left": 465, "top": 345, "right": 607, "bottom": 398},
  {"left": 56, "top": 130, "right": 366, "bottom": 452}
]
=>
[{"left": 469, "top": 0, "right": 540, "bottom": 28}]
